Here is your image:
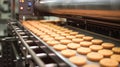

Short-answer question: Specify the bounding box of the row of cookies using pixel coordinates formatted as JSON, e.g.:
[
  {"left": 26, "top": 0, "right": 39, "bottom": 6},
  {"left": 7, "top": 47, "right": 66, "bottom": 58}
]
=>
[{"left": 22, "top": 21, "right": 120, "bottom": 67}]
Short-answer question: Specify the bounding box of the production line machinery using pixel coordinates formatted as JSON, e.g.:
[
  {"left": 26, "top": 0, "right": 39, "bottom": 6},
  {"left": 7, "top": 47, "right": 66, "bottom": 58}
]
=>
[
  {"left": 4, "top": 20, "right": 119, "bottom": 67},
  {"left": 7, "top": 21, "right": 77, "bottom": 67},
  {"left": 0, "top": 0, "right": 120, "bottom": 67},
  {"left": 18, "top": 0, "right": 120, "bottom": 39}
]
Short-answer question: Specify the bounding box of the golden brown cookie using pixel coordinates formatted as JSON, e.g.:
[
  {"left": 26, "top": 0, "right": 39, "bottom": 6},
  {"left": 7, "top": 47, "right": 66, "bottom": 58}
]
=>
[
  {"left": 59, "top": 32, "right": 66, "bottom": 35},
  {"left": 66, "top": 36, "right": 76, "bottom": 40},
  {"left": 60, "top": 28, "right": 68, "bottom": 31},
  {"left": 75, "top": 34, "right": 85, "bottom": 38},
  {"left": 69, "top": 32, "right": 78, "bottom": 35},
  {"left": 87, "top": 52, "right": 103, "bottom": 61},
  {"left": 67, "top": 43, "right": 80, "bottom": 50},
  {"left": 39, "top": 32, "right": 47, "bottom": 36},
  {"left": 112, "top": 47, "right": 120, "bottom": 54},
  {"left": 46, "top": 40, "right": 59, "bottom": 46},
  {"left": 36, "top": 31, "right": 43, "bottom": 36},
  {"left": 56, "top": 31, "right": 62, "bottom": 34},
  {"left": 61, "top": 50, "right": 76, "bottom": 57},
  {"left": 82, "top": 64, "right": 100, "bottom": 67},
  {"left": 100, "top": 58, "right": 119, "bottom": 67},
  {"left": 77, "top": 47, "right": 91, "bottom": 55},
  {"left": 72, "top": 38, "right": 84, "bottom": 43},
  {"left": 61, "top": 33, "right": 70, "bottom": 37},
  {"left": 83, "top": 36, "right": 93, "bottom": 41},
  {"left": 89, "top": 45, "right": 103, "bottom": 51},
  {"left": 50, "top": 34, "right": 60, "bottom": 38},
  {"left": 69, "top": 56, "right": 87, "bottom": 66},
  {"left": 111, "top": 54, "right": 120, "bottom": 62},
  {"left": 55, "top": 36, "right": 65, "bottom": 41},
  {"left": 80, "top": 41, "right": 92, "bottom": 47},
  {"left": 64, "top": 30, "right": 72, "bottom": 34},
  {"left": 53, "top": 44, "right": 67, "bottom": 51},
  {"left": 39, "top": 35, "right": 50, "bottom": 39},
  {"left": 98, "top": 49, "right": 113, "bottom": 57},
  {"left": 91, "top": 39, "right": 103, "bottom": 45},
  {"left": 60, "top": 39, "right": 72, "bottom": 45},
  {"left": 43, "top": 37, "right": 54, "bottom": 42},
  {"left": 101, "top": 42, "right": 115, "bottom": 49}
]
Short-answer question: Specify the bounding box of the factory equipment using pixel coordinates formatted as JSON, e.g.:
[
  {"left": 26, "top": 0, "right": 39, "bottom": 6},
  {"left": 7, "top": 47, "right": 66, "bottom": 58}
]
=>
[{"left": 1, "top": 0, "right": 120, "bottom": 67}]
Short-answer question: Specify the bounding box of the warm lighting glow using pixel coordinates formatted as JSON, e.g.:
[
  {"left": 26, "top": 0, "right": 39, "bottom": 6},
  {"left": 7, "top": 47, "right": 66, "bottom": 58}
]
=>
[
  {"left": 21, "top": 0, "right": 24, "bottom": 2},
  {"left": 20, "top": 7, "right": 23, "bottom": 10}
]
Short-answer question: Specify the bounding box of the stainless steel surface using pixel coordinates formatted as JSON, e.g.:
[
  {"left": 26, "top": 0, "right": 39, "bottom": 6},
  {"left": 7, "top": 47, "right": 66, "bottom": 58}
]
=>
[
  {"left": 21, "top": 36, "right": 29, "bottom": 38},
  {"left": 17, "top": 30, "right": 23, "bottom": 32},
  {"left": 25, "top": 40, "right": 33, "bottom": 43},
  {"left": 23, "top": 46, "right": 39, "bottom": 50},
  {"left": 35, "top": 64, "right": 57, "bottom": 67},
  {"left": 25, "top": 53, "right": 47, "bottom": 59},
  {"left": 45, "top": 63, "right": 57, "bottom": 67},
  {"left": 35, "top": 0, "right": 120, "bottom": 20},
  {"left": 10, "top": 22, "right": 45, "bottom": 67}
]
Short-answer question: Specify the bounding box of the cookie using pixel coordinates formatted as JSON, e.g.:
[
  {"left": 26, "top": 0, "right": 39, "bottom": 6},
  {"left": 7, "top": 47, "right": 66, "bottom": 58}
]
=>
[
  {"left": 100, "top": 58, "right": 119, "bottom": 67},
  {"left": 83, "top": 36, "right": 93, "bottom": 41},
  {"left": 72, "top": 38, "right": 84, "bottom": 43},
  {"left": 75, "top": 34, "right": 85, "bottom": 38},
  {"left": 39, "top": 35, "right": 50, "bottom": 39},
  {"left": 111, "top": 54, "right": 120, "bottom": 62},
  {"left": 98, "top": 49, "right": 113, "bottom": 57},
  {"left": 61, "top": 50, "right": 76, "bottom": 57},
  {"left": 56, "top": 31, "right": 62, "bottom": 34},
  {"left": 60, "top": 28, "right": 68, "bottom": 31},
  {"left": 39, "top": 32, "right": 46, "bottom": 37},
  {"left": 67, "top": 43, "right": 80, "bottom": 50},
  {"left": 55, "top": 36, "right": 65, "bottom": 41},
  {"left": 64, "top": 30, "right": 72, "bottom": 34},
  {"left": 102, "top": 42, "right": 115, "bottom": 49},
  {"left": 53, "top": 44, "right": 67, "bottom": 51},
  {"left": 43, "top": 37, "right": 54, "bottom": 42},
  {"left": 80, "top": 41, "right": 92, "bottom": 47},
  {"left": 112, "top": 47, "right": 120, "bottom": 54},
  {"left": 60, "top": 39, "right": 72, "bottom": 45},
  {"left": 91, "top": 39, "right": 103, "bottom": 45},
  {"left": 87, "top": 52, "right": 103, "bottom": 61},
  {"left": 46, "top": 40, "right": 59, "bottom": 46},
  {"left": 83, "top": 64, "right": 100, "bottom": 67},
  {"left": 50, "top": 34, "right": 60, "bottom": 38},
  {"left": 77, "top": 47, "right": 91, "bottom": 55},
  {"left": 66, "top": 36, "right": 76, "bottom": 40},
  {"left": 69, "top": 32, "right": 78, "bottom": 35},
  {"left": 89, "top": 45, "right": 103, "bottom": 51},
  {"left": 61, "top": 33, "right": 70, "bottom": 37},
  {"left": 69, "top": 56, "right": 87, "bottom": 66}
]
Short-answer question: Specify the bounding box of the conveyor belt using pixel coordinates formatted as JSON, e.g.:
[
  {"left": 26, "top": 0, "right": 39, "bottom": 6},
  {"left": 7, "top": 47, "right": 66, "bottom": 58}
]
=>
[
  {"left": 9, "top": 22, "right": 74, "bottom": 67},
  {"left": 29, "top": 24, "right": 120, "bottom": 67},
  {"left": 9, "top": 21, "right": 120, "bottom": 67}
]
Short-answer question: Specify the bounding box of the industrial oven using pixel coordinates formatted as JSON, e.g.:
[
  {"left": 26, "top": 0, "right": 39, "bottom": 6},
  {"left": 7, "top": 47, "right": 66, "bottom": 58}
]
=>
[{"left": 1, "top": 0, "right": 120, "bottom": 67}]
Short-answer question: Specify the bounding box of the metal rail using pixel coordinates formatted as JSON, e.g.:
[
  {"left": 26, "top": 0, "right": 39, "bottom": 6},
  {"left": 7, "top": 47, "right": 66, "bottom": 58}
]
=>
[{"left": 9, "top": 22, "right": 45, "bottom": 67}]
